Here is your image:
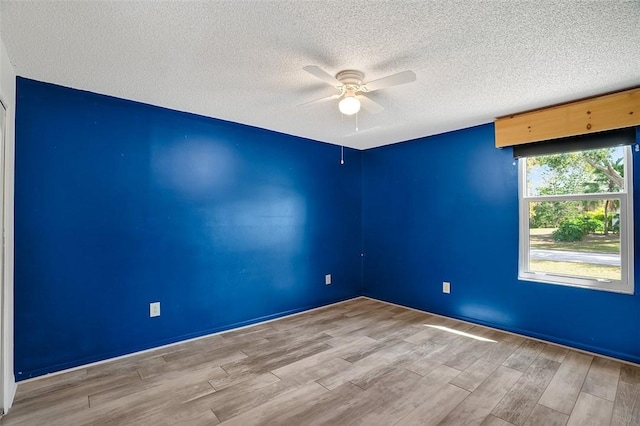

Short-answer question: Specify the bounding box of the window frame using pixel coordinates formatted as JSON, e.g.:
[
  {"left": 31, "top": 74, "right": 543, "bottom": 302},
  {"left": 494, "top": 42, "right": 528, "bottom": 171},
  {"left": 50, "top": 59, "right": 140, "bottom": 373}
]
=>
[{"left": 518, "top": 145, "right": 634, "bottom": 294}]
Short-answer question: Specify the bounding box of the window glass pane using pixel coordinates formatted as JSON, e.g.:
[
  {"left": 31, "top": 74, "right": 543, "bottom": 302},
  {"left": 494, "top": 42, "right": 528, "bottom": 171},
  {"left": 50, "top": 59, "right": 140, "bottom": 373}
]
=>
[
  {"left": 525, "top": 147, "right": 625, "bottom": 196},
  {"left": 528, "top": 200, "right": 621, "bottom": 281}
]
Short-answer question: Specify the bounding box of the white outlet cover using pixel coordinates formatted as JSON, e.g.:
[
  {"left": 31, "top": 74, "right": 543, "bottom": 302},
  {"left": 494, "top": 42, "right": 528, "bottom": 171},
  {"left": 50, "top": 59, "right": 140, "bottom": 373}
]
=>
[
  {"left": 443, "top": 282, "right": 451, "bottom": 294},
  {"left": 325, "top": 274, "right": 331, "bottom": 285},
  {"left": 150, "top": 301, "right": 161, "bottom": 317}
]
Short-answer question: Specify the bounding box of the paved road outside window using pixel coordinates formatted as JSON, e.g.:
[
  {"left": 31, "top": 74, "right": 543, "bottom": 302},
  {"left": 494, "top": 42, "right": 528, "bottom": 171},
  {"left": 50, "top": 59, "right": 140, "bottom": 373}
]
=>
[{"left": 530, "top": 249, "right": 620, "bottom": 266}]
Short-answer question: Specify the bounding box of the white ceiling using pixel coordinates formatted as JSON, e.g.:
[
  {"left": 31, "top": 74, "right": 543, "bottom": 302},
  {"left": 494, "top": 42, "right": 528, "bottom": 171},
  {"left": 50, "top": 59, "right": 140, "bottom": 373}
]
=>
[{"left": 1, "top": 1, "right": 639, "bottom": 150}]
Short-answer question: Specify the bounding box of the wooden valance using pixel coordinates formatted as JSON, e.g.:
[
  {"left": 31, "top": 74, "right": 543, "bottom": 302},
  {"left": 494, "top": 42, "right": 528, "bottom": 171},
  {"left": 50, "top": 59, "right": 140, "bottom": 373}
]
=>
[{"left": 495, "top": 87, "right": 640, "bottom": 148}]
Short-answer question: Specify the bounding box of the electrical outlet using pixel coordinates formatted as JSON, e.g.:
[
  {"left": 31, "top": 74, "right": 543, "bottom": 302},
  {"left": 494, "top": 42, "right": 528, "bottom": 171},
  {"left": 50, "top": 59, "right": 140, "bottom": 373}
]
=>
[
  {"left": 150, "top": 302, "right": 160, "bottom": 317},
  {"left": 325, "top": 274, "right": 332, "bottom": 285},
  {"left": 443, "top": 282, "right": 451, "bottom": 294}
]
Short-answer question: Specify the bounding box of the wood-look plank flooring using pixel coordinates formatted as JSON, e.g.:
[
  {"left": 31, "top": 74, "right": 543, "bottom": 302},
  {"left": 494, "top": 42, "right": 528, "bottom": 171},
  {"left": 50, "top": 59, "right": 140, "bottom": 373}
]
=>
[{"left": 2, "top": 297, "right": 639, "bottom": 425}]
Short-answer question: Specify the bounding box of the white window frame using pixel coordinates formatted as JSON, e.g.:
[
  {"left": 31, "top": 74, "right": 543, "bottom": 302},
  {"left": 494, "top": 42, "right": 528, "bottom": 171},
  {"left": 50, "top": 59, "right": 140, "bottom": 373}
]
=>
[{"left": 518, "top": 145, "right": 634, "bottom": 294}]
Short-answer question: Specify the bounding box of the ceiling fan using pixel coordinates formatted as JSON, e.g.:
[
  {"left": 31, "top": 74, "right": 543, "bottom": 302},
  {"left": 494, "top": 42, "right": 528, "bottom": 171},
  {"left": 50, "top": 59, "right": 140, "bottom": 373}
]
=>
[{"left": 300, "top": 66, "right": 417, "bottom": 115}]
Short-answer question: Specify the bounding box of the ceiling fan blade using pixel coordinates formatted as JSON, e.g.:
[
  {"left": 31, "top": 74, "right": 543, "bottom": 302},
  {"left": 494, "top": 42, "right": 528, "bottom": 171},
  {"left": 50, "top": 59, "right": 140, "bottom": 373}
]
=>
[
  {"left": 297, "top": 93, "right": 340, "bottom": 108},
  {"left": 303, "top": 65, "right": 342, "bottom": 87},
  {"left": 364, "top": 70, "right": 416, "bottom": 92},
  {"left": 358, "top": 95, "right": 384, "bottom": 114}
]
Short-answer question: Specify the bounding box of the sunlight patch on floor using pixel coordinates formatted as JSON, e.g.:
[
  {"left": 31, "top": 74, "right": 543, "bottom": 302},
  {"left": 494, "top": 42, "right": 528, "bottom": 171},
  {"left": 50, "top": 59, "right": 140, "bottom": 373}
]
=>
[{"left": 425, "top": 325, "right": 496, "bottom": 342}]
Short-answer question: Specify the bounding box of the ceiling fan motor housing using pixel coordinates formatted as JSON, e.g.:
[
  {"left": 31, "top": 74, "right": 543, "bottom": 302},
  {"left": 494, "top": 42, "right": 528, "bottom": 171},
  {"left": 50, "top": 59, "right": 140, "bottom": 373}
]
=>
[{"left": 336, "top": 70, "right": 364, "bottom": 86}]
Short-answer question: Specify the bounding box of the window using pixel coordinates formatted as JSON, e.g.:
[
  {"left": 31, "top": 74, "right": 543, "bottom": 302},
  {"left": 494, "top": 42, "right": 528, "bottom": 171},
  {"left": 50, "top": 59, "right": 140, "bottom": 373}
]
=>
[{"left": 518, "top": 145, "right": 634, "bottom": 294}]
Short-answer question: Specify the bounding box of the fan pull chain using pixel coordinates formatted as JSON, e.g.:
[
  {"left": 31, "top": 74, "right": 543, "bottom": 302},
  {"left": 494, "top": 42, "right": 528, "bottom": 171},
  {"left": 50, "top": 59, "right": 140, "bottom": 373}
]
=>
[
  {"left": 340, "top": 112, "right": 345, "bottom": 165},
  {"left": 355, "top": 112, "right": 358, "bottom": 132}
]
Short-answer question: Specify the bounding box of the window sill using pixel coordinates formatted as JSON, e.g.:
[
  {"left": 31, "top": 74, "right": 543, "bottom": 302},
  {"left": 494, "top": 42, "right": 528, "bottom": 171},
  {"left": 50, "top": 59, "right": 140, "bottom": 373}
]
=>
[{"left": 518, "top": 273, "right": 634, "bottom": 295}]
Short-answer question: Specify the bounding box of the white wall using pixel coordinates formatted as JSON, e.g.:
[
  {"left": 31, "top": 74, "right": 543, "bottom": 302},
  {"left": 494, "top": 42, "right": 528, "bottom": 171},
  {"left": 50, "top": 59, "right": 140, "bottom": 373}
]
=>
[{"left": 0, "top": 35, "right": 16, "bottom": 412}]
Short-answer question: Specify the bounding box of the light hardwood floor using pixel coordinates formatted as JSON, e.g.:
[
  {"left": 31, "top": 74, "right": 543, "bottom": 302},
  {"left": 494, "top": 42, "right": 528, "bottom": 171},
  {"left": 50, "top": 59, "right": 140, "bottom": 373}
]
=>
[{"left": 2, "top": 297, "right": 639, "bottom": 425}]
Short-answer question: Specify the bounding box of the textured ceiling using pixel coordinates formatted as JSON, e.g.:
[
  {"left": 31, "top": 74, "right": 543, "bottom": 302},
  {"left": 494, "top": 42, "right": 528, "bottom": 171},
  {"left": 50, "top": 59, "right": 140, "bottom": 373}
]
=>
[{"left": 1, "top": 1, "right": 639, "bottom": 150}]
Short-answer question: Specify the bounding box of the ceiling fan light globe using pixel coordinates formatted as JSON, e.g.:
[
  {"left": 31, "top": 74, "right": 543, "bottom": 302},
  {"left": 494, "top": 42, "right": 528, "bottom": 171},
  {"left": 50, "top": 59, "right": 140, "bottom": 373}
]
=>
[{"left": 339, "top": 96, "right": 361, "bottom": 115}]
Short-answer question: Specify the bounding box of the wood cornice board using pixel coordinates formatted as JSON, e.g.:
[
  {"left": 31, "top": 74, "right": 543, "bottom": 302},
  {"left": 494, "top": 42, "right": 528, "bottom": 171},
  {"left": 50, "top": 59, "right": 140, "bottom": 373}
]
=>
[{"left": 495, "top": 88, "right": 640, "bottom": 148}]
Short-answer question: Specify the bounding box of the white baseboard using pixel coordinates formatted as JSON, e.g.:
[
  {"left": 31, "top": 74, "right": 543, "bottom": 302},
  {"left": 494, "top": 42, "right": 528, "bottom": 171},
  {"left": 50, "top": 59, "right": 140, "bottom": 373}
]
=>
[
  {"left": 25, "top": 294, "right": 633, "bottom": 387},
  {"left": 363, "top": 296, "right": 640, "bottom": 367},
  {"left": 18, "top": 296, "right": 363, "bottom": 385}
]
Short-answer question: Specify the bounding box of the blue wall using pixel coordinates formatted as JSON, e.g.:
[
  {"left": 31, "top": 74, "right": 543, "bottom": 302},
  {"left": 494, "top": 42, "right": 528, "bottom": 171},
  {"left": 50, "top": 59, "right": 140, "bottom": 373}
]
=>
[
  {"left": 15, "top": 78, "right": 363, "bottom": 379},
  {"left": 362, "top": 123, "right": 640, "bottom": 364},
  {"left": 14, "top": 77, "right": 640, "bottom": 380}
]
